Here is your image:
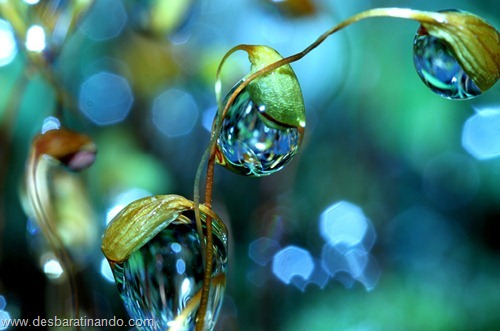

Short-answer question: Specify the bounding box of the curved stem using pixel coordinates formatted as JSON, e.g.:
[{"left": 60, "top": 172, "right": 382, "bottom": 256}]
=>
[
  {"left": 195, "top": 7, "right": 446, "bottom": 330},
  {"left": 27, "top": 154, "right": 80, "bottom": 324}
]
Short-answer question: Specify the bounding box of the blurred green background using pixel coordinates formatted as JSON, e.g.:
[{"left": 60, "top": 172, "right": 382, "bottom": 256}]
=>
[{"left": 0, "top": 0, "right": 499, "bottom": 330}]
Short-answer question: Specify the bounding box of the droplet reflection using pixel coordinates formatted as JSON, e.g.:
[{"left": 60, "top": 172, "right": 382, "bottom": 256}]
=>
[
  {"left": 216, "top": 83, "right": 303, "bottom": 177},
  {"left": 413, "top": 22, "right": 482, "bottom": 99},
  {"left": 110, "top": 211, "right": 227, "bottom": 331}
]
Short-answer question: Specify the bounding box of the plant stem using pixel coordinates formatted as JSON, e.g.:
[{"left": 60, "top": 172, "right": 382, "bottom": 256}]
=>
[
  {"left": 195, "top": 7, "right": 446, "bottom": 330},
  {"left": 27, "top": 154, "right": 80, "bottom": 324}
]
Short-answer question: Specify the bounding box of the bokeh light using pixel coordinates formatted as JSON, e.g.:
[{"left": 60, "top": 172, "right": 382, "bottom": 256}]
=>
[
  {"left": 41, "top": 116, "right": 61, "bottom": 133},
  {"left": 272, "top": 246, "right": 314, "bottom": 285},
  {"left": 320, "top": 201, "right": 379, "bottom": 291},
  {"left": 462, "top": 106, "right": 500, "bottom": 160},
  {"left": 0, "top": 19, "right": 17, "bottom": 67},
  {"left": 152, "top": 89, "right": 199, "bottom": 138},
  {"left": 248, "top": 237, "right": 280, "bottom": 266},
  {"left": 79, "top": 0, "right": 127, "bottom": 41},
  {"left": 25, "top": 25, "right": 46, "bottom": 52},
  {"left": 42, "top": 257, "right": 64, "bottom": 280},
  {"left": 79, "top": 72, "right": 134, "bottom": 125},
  {"left": 320, "top": 201, "right": 375, "bottom": 250},
  {"left": 0, "top": 310, "right": 10, "bottom": 330}
]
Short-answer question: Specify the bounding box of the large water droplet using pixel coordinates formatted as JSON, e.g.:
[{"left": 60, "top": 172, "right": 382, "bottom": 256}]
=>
[
  {"left": 109, "top": 211, "right": 227, "bottom": 331},
  {"left": 216, "top": 82, "right": 303, "bottom": 177},
  {"left": 413, "top": 22, "right": 482, "bottom": 100}
]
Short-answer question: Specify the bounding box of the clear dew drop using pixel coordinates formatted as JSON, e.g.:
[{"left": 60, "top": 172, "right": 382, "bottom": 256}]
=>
[
  {"left": 216, "top": 83, "right": 303, "bottom": 177},
  {"left": 109, "top": 211, "right": 228, "bottom": 331},
  {"left": 413, "top": 24, "right": 482, "bottom": 100}
]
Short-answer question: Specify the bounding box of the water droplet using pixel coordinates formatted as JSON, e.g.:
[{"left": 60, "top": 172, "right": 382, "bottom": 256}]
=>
[
  {"left": 216, "top": 82, "right": 303, "bottom": 177},
  {"left": 109, "top": 211, "right": 227, "bottom": 331},
  {"left": 413, "top": 18, "right": 482, "bottom": 100}
]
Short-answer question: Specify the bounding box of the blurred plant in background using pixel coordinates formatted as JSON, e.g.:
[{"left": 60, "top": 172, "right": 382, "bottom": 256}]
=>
[{"left": 0, "top": 0, "right": 499, "bottom": 330}]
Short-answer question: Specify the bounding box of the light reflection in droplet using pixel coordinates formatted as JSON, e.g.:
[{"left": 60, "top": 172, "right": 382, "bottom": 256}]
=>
[
  {"left": 100, "top": 257, "right": 115, "bottom": 283},
  {"left": 272, "top": 246, "right": 314, "bottom": 285},
  {"left": 248, "top": 237, "right": 280, "bottom": 266},
  {"left": 202, "top": 106, "right": 217, "bottom": 132},
  {"left": 26, "top": 218, "right": 40, "bottom": 235},
  {"left": 26, "top": 25, "right": 46, "bottom": 52},
  {"left": 171, "top": 243, "right": 182, "bottom": 253},
  {"left": 176, "top": 259, "right": 186, "bottom": 274},
  {"left": 462, "top": 106, "right": 500, "bottom": 160},
  {"left": 79, "top": 72, "right": 133, "bottom": 126},
  {"left": 79, "top": 0, "right": 127, "bottom": 41},
  {"left": 0, "top": 19, "right": 17, "bottom": 67},
  {"left": 152, "top": 89, "right": 199, "bottom": 137},
  {"left": 41, "top": 116, "right": 61, "bottom": 133}
]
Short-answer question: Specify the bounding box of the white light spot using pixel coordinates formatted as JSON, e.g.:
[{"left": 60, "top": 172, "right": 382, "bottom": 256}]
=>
[
  {"left": 41, "top": 116, "right": 61, "bottom": 133},
  {"left": 0, "top": 19, "right": 17, "bottom": 66},
  {"left": 180, "top": 278, "right": 191, "bottom": 296},
  {"left": 26, "top": 25, "right": 46, "bottom": 52},
  {"left": 100, "top": 258, "right": 115, "bottom": 283},
  {"left": 43, "top": 259, "right": 64, "bottom": 279},
  {"left": 462, "top": 106, "right": 500, "bottom": 160},
  {"left": 320, "top": 201, "right": 370, "bottom": 247}
]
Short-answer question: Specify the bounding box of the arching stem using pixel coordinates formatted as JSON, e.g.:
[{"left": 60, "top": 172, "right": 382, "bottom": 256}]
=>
[
  {"left": 194, "top": 7, "right": 450, "bottom": 330},
  {"left": 26, "top": 153, "right": 80, "bottom": 326}
]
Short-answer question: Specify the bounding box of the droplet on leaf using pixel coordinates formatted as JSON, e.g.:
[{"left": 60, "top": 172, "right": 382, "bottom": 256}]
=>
[
  {"left": 216, "top": 81, "right": 303, "bottom": 177},
  {"left": 413, "top": 11, "right": 483, "bottom": 100},
  {"left": 109, "top": 210, "right": 227, "bottom": 331}
]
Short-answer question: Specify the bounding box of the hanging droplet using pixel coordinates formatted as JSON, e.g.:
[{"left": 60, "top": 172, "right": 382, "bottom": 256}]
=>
[
  {"left": 413, "top": 11, "right": 482, "bottom": 100},
  {"left": 216, "top": 81, "right": 304, "bottom": 177},
  {"left": 109, "top": 210, "right": 227, "bottom": 331}
]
